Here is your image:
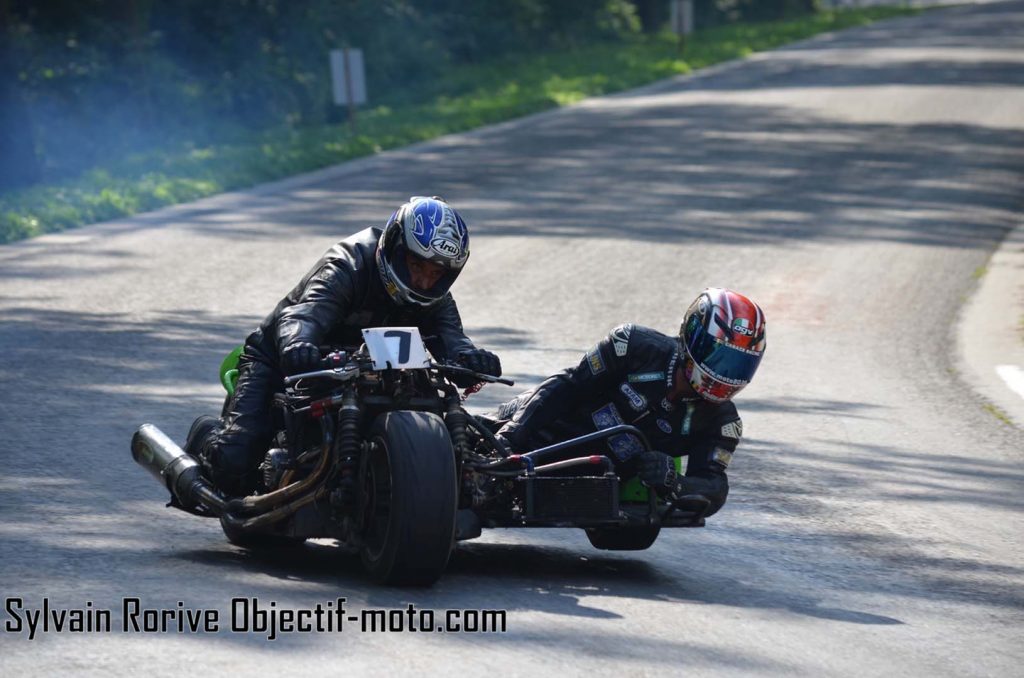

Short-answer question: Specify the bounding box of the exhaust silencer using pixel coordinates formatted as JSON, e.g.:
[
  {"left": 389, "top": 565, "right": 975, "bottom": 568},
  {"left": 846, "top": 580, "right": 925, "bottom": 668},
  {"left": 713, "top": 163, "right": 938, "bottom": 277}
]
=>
[{"left": 131, "top": 423, "right": 227, "bottom": 513}]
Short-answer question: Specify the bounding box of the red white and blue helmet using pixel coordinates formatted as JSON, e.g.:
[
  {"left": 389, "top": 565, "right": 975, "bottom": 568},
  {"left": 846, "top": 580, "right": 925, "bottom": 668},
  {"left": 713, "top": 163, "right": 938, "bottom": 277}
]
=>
[
  {"left": 680, "top": 288, "right": 766, "bottom": 402},
  {"left": 376, "top": 196, "right": 470, "bottom": 307}
]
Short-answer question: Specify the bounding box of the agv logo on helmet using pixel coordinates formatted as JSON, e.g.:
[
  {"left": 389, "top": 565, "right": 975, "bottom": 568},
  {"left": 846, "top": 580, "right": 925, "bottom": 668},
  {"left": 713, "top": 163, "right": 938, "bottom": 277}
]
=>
[{"left": 732, "top": 317, "right": 755, "bottom": 336}]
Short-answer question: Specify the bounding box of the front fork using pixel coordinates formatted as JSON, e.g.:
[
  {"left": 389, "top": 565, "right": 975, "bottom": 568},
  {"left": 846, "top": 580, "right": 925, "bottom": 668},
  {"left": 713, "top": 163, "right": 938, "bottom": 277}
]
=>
[
  {"left": 443, "top": 388, "right": 472, "bottom": 458},
  {"left": 329, "top": 386, "right": 363, "bottom": 529},
  {"left": 442, "top": 387, "right": 476, "bottom": 509}
]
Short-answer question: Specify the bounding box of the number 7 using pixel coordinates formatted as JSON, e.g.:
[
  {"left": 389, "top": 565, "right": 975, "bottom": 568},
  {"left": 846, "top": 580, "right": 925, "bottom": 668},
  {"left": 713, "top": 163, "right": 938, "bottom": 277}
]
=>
[{"left": 383, "top": 330, "right": 412, "bottom": 364}]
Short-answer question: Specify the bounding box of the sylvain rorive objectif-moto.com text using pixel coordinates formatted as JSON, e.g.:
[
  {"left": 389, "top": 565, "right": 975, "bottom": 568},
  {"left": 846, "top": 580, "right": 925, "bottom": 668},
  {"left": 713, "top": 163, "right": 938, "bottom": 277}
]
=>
[{"left": 3, "top": 597, "right": 507, "bottom": 640}]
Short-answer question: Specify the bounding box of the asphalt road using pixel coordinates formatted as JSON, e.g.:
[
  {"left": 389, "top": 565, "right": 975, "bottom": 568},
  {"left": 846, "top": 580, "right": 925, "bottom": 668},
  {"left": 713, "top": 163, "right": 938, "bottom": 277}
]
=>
[{"left": 2, "top": 3, "right": 1023, "bottom": 676}]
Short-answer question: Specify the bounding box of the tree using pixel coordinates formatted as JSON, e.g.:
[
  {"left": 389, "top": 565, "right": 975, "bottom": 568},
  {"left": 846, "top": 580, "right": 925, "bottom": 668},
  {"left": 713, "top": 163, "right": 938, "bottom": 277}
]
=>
[
  {"left": 630, "top": 0, "right": 668, "bottom": 33},
  {"left": 0, "top": 0, "right": 40, "bottom": 190}
]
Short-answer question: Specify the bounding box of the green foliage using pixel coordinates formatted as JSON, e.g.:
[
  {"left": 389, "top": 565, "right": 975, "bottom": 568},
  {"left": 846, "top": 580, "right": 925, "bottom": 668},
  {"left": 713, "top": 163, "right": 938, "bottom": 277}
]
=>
[
  {"left": 0, "top": 4, "right": 921, "bottom": 244},
  {"left": 4, "top": 0, "right": 643, "bottom": 182}
]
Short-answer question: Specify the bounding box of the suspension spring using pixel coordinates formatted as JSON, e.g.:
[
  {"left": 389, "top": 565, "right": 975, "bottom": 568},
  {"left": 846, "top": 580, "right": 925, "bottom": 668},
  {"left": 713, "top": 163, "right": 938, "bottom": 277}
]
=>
[
  {"left": 334, "top": 386, "right": 362, "bottom": 507},
  {"left": 445, "top": 403, "right": 471, "bottom": 459}
]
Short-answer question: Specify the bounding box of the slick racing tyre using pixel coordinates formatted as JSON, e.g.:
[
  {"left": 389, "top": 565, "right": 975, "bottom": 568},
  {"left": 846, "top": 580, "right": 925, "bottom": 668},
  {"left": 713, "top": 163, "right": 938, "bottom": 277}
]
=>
[
  {"left": 359, "top": 410, "right": 457, "bottom": 586},
  {"left": 219, "top": 516, "right": 306, "bottom": 550},
  {"left": 585, "top": 525, "right": 661, "bottom": 551}
]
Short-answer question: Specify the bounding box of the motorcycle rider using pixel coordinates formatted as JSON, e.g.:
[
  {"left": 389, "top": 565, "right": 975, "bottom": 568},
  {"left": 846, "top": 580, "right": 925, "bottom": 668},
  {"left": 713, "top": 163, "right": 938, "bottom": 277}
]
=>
[
  {"left": 492, "top": 288, "right": 765, "bottom": 516},
  {"left": 187, "top": 196, "right": 501, "bottom": 496}
]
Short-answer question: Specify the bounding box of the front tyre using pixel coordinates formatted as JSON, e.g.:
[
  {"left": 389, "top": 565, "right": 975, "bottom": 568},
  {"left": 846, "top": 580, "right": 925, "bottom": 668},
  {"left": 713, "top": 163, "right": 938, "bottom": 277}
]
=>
[
  {"left": 359, "top": 411, "right": 457, "bottom": 586},
  {"left": 585, "top": 525, "right": 660, "bottom": 551}
]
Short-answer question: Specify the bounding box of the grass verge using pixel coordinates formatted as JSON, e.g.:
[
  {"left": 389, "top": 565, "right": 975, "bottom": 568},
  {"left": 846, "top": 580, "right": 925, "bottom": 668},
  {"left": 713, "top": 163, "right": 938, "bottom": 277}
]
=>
[
  {"left": 982, "top": 402, "right": 1015, "bottom": 427},
  {"left": 0, "top": 5, "right": 922, "bottom": 244}
]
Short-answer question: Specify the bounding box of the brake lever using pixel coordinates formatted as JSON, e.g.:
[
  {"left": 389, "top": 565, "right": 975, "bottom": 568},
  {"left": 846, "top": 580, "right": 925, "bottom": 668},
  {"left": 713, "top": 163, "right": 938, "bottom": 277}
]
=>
[
  {"left": 283, "top": 366, "right": 359, "bottom": 387},
  {"left": 433, "top": 362, "right": 514, "bottom": 386}
]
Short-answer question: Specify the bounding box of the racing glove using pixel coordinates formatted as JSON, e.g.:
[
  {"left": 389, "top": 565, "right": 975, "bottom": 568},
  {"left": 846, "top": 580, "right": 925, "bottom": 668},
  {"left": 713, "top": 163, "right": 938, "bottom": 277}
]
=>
[
  {"left": 638, "top": 450, "right": 728, "bottom": 508},
  {"left": 281, "top": 341, "right": 321, "bottom": 375},
  {"left": 638, "top": 450, "right": 678, "bottom": 495},
  {"left": 458, "top": 348, "right": 502, "bottom": 377}
]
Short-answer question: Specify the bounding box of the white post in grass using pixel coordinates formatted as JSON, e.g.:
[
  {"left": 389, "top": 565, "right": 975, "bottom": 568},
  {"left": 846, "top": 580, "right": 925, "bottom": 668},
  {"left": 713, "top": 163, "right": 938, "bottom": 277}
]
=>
[
  {"left": 669, "top": 0, "right": 695, "bottom": 56},
  {"left": 330, "top": 47, "right": 367, "bottom": 133}
]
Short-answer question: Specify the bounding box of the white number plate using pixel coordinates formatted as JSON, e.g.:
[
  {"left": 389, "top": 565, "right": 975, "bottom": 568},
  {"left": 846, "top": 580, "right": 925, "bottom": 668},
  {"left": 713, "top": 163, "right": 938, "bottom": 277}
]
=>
[{"left": 360, "top": 327, "right": 430, "bottom": 370}]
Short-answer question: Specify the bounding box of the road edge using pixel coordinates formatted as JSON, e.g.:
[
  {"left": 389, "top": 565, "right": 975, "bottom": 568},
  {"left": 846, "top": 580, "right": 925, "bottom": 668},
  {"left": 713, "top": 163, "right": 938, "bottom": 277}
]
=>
[{"left": 955, "top": 220, "right": 1024, "bottom": 430}]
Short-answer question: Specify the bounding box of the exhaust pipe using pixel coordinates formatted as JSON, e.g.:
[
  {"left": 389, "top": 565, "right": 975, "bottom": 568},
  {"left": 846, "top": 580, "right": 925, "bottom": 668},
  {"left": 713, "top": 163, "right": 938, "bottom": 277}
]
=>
[{"left": 131, "top": 423, "right": 228, "bottom": 514}]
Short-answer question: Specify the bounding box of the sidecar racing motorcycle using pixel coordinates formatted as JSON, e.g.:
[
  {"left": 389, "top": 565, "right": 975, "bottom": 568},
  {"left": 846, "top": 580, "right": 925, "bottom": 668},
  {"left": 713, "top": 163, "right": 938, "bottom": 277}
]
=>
[{"left": 131, "top": 328, "right": 710, "bottom": 586}]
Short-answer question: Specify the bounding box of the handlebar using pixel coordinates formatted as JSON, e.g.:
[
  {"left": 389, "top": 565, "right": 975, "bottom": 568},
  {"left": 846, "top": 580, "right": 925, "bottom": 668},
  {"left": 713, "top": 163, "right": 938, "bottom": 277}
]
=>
[{"left": 282, "top": 351, "right": 514, "bottom": 388}]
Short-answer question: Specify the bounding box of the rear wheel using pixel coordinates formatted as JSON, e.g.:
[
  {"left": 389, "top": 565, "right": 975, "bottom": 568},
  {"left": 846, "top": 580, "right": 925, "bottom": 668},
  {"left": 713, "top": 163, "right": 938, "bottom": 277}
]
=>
[
  {"left": 359, "top": 410, "right": 457, "bottom": 586},
  {"left": 585, "top": 525, "right": 661, "bottom": 551}
]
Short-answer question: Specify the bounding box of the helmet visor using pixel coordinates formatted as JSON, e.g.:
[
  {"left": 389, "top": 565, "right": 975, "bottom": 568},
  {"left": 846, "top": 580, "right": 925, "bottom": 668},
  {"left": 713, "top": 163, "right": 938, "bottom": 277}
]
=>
[
  {"left": 391, "top": 243, "right": 459, "bottom": 301},
  {"left": 686, "top": 359, "right": 745, "bottom": 402},
  {"left": 684, "top": 316, "right": 762, "bottom": 385}
]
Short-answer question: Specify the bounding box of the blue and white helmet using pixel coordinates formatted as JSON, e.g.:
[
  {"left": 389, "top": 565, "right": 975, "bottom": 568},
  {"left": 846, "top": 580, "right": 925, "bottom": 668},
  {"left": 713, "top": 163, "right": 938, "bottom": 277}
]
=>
[{"left": 376, "top": 196, "right": 470, "bottom": 307}]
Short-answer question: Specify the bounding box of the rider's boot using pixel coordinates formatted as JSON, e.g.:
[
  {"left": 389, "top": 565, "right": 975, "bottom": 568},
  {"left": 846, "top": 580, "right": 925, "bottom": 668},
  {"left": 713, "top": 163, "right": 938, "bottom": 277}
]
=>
[{"left": 184, "top": 415, "right": 219, "bottom": 460}]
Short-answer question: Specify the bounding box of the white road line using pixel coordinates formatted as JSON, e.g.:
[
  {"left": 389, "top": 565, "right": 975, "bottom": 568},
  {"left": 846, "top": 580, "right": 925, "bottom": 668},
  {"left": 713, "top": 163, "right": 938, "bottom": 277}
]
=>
[{"left": 996, "top": 365, "right": 1024, "bottom": 401}]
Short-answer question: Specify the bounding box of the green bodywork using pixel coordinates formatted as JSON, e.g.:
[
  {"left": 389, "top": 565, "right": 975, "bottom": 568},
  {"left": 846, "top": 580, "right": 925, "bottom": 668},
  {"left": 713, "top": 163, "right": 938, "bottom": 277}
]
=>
[
  {"left": 219, "top": 345, "right": 243, "bottom": 396},
  {"left": 214, "top": 344, "right": 682, "bottom": 502},
  {"left": 620, "top": 455, "right": 684, "bottom": 502}
]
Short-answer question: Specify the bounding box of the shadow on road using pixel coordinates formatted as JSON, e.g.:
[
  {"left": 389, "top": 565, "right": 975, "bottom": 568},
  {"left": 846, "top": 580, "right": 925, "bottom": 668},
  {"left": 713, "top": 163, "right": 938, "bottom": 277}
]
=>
[{"left": 143, "top": 101, "right": 1022, "bottom": 256}]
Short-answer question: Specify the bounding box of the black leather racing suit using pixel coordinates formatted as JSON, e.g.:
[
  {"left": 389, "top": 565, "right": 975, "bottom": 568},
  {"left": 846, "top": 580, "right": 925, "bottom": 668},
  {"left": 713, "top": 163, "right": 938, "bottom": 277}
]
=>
[
  {"left": 204, "top": 226, "right": 478, "bottom": 494},
  {"left": 494, "top": 324, "right": 743, "bottom": 515}
]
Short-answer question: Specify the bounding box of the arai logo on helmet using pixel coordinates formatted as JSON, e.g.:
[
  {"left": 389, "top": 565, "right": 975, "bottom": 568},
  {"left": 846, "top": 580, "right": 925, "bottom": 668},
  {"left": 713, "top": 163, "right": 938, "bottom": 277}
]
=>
[
  {"left": 732, "top": 318, "right": 755, "bottom": 336},
  {"left": 431, "top": 238, "right": 461, "bottom": 257}
]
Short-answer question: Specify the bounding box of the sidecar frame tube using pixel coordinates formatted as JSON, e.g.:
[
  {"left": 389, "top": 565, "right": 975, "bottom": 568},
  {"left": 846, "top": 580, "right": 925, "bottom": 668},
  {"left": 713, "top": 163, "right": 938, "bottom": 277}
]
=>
[
  {"left": 521, "top": 425, "right": 651, "bottom": 466},
  {"left": 532, "top": 455, "right": 615, "bottom": 475}
]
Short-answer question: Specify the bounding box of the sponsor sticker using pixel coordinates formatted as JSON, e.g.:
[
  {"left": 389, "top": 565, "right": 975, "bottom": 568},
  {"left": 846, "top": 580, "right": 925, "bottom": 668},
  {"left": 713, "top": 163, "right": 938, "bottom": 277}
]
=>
[
  {"left": 380, "top": 268, "right": 400, "bottom": 297},
  {"left": 608, "top": 433, "right": 645, "bottom": 460},
  {"left": 628, "top": 371, "right": 663, "bottom": 383},
  {"left": 681, "top": 402, "right": 696, "bottom": 436},
  {"left": 712, "top": 447, "right": 734, "bottom": 468},
  {"left": 611, "top": 324, "right": 632, "bottom": 357},
  {"left": 587, "top": 349, "right": 606, "bottom": 375},
  {"left": 657, "top": 419, "right": 672, "bottom": 434},
  {"left": 619, "top": 383, "right": 647, "bottom": 411},
  {"left": 591, "top": 403, "right": 644, "bottom": 461},
  {"left": 592, "top": 402, "right": 623, "bottom": 429},
  {"left": 720, "top": 420, "right": 743, "bottom": 439},
  {"left": 666, "top": 351, "right": 679, "bottom": 386},
  {"left": 378, "top": 262, "right": 397, "bottom": 291},
  {"left": 660, "top": 397, "right": 675, "bottom": 412}
]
